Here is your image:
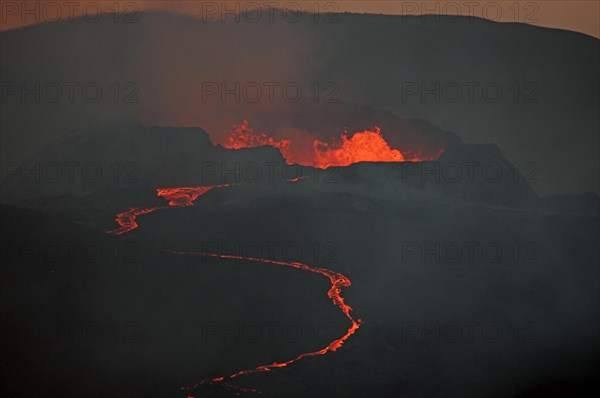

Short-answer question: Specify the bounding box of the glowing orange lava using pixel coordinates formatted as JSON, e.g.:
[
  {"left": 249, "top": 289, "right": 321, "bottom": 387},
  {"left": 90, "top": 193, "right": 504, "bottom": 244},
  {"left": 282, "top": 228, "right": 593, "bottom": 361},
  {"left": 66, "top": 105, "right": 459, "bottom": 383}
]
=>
[
  {"left": 108, "top": 180, "right": 362, "bottom": 395},
  {"left": 157, "top": 186, "right": 220, "bottom": 207},
  {"left": 225, "top": 120, "right": 292, "bottom": 158},
  {"left": 108, "top": 186, "right": 226, "bottom": 235},
  {"left": 174, "top": 251, "right": 362, "bottom": 389},
  {"left": 220, "top": 120, "right": 441, "bottom": 168},
  {"left": 108, "top": 206, "right": 164, "bottom": 235},
  {"left": 313, "top": 128, "right": 404, "bottom": 168}
]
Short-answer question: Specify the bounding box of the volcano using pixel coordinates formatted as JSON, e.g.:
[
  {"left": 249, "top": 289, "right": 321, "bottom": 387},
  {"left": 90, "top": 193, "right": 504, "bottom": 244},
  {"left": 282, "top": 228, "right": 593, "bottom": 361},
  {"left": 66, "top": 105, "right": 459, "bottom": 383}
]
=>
[{"left": 1, "top": 8, "right": 598, "bottom": 398}]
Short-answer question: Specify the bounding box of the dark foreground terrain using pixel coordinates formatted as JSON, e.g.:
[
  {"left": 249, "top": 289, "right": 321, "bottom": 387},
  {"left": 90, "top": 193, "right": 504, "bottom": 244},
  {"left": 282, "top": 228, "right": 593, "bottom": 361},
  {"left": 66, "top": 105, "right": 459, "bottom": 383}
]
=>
[{"left": 1, "top": 122, "right": 598, "bottom": 398}]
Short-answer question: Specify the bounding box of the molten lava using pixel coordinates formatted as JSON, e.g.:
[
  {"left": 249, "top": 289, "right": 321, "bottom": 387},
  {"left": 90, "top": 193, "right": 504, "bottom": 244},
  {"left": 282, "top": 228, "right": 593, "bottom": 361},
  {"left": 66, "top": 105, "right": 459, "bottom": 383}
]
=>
[
  {"left": 313, "top": 128, "right": 404, "bottom": 168},
  {"left": 225, "top": 120, "right": 292, "bottom": 158},
  {"left": 108, "top": 186, "right": 226, "bottom": 235},
  {"left": 220, "top": 120, "right": 440, "bottom": 168},
  {"left": 174, "top": 251, "right": 362, "bottom": 387},
  {"left": 107, "top": 118, "right": 444, "bottom": 394},
  {"left": 157, "top": 186, "right": 219, "bottom": 207},
  {"left": 108, "top": 181, "right": 362, "bottom": 396},
  {"left": 108, "top": 207, "right": 163, "bottom": 235}
]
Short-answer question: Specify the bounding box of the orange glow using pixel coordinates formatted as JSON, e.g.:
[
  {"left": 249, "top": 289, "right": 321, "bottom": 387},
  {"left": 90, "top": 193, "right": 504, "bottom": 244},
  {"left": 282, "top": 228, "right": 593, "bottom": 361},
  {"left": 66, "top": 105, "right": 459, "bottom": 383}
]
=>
[
  {"left": 313, "top": 128, "right": 404, "bottom": 168},
  {"left": 108, "top": 179, "right": 362, "bottom": 395},
  {"left": 224, "top": 120, "right": 292, "bottom": 157},
  {"left": 175, "top": 251, "right": 362, "bottom": 388},
  {"left": 220, "top": 120, "right": 440, "bottom": 168},
  {"left": 157, "top": 186, "right": 217, "bottom": 207},
  {"left": 108, "top": 186, "right": 226, "bottom": 235},
  {"left": 107, "top": 206, "right": 164, "bottom": 235}
]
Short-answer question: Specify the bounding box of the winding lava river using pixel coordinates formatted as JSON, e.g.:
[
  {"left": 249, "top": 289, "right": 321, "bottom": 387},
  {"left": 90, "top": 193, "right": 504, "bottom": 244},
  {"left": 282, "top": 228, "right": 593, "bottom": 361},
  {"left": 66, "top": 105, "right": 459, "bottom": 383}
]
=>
[{"left": 107, "top": 182, "right": 362, "bottom": 396}]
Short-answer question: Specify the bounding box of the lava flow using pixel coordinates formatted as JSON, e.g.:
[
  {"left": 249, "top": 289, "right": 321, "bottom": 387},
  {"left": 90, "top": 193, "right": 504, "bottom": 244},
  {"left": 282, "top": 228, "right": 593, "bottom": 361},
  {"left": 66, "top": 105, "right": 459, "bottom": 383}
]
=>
[
  {"left": 108, "top": 186, "right": 226, "bottom": 235},
  {"left": 108, "top": 182, "right": 362, "bottom": 395},
  {"left": 220, "top": 120, "right": 440, "bottom": 168},
  {"left": 174, "top": 251, "right": 362, "bottom": 390},
  {"left": 108, "top": 206, "right": 165, "bottom": 235}
]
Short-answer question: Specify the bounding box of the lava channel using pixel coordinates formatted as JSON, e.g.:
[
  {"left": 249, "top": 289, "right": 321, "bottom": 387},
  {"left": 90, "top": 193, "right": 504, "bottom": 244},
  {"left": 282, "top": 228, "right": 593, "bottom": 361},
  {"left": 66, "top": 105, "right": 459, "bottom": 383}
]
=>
[
  {"left": 108, "top": 182, "right": 362, "bottom": 395},
  {"left": 174, "top": 251, "right": 362, "bottom": 393},
  {"left": 107, "top": 185, "right": 227, "bottom": 235}
]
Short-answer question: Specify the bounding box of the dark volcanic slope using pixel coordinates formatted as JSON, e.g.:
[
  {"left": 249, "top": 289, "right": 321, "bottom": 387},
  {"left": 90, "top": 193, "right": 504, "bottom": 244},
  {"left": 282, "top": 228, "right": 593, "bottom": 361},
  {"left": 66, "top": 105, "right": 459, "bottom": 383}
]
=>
[
  {"left": 1, "top": 116, "right": 598, "bottom": 397},
  {"left": 115, "top": 173, "right": 599, "bottom": 398},
  {"left": 0, "top": 204, "right": 342, "bottom": 398},
  {"left": 1, "top": 12, "right": 598, "bottom": 195}
]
